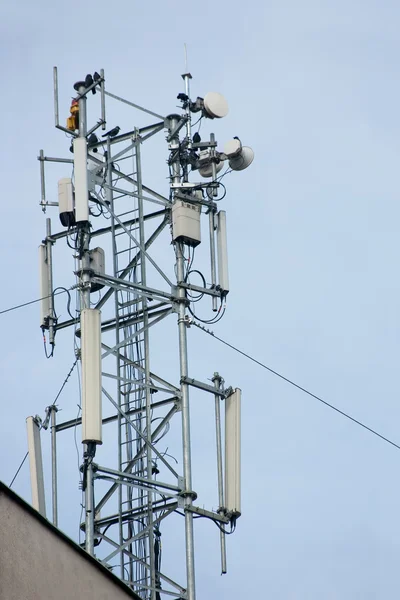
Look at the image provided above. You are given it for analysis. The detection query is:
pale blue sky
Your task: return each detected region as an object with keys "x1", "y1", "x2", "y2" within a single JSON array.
[{"x1": 1, "y1": 1, "x2": 400, "y2": 598}]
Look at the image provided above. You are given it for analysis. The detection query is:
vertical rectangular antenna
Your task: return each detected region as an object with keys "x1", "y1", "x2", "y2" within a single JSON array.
[
  {"x1": 217, "y1": 210, "x2": 229, "y2": 294},
  {"x1": 26, "y1": 416, "x2": 46, "y2": 517},
  {"x1": 58, "y1": 178, "x2": 74, "y2": 227},
  {"x1": 73, "y1": 137, "x2": 89, "y2": 222},
  {"x1": 81, "y1": 308, "x2": 103, "y2": 444},
  {"x1": 225, "y1": 388, "x2": 241, "y2": 517},
  {"x1": 39, "y1": 244, "x2": 50, "y2": 328}
]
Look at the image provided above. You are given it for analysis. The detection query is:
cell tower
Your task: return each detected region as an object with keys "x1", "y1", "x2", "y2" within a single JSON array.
[{"x1": 33, "y1": 67, "x2": 253, "y2": 600}]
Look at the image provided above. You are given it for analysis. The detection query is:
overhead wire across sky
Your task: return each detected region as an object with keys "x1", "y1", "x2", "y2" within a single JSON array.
[
  {"x1": 190, "y1": 319, "x2": 400, "y2": 452},
  {"x1": 9, "y1": 356, "x2": 79, "y2": 488},
  {"x1": 3, "y1": 287, "x2": 400, "y2": 457},
  {"x1": 0, "y1": 288, "x2": 73, "y2": 317},
  {"x1": 4, "y1": 285, "x2": 400, "y2": 492},
  {"x1": 3, "y1": 287, "x2": 400, "y2": 461}
]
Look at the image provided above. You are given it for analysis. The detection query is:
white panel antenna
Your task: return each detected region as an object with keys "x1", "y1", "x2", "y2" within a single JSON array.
[
  {"x1": 73, "y1": 137, "x2": 89, "y2": 222},
  {"x1": 58, "y1": 177, "x2": 75, "y2": 227},
  {"x1": 216, "y1": 210, "x2": 229, "y2": 294},
  {"x1": 26, "y1": 416, "x2": 46, "y2": 517},
  {"x1": 81, "y1": 308, "x2": 103, "y2": 444},
  {"x1": 225, "y1": 388, "x2": 241, "y2": 517},
  {"x1": 38, "y1": 244, "x2": 50, "y2": 328},
  {"x1": 87, "y1": 151, "x2": 104, "y2": 193}
]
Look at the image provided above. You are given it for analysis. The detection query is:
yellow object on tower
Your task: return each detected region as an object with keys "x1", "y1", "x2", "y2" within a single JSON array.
[{"x1": 66, "y1": 99, "x2": 79, "y2": 131}]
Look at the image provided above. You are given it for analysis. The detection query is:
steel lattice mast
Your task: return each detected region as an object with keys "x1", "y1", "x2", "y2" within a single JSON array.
[{"x1": 34, "y1": 67, "x2": 252, "y2": 600}]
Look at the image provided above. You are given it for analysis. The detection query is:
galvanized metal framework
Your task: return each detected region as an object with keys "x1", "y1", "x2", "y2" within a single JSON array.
[{"x1": 36, "y1": 67, "x2": 246, "y2": 600}]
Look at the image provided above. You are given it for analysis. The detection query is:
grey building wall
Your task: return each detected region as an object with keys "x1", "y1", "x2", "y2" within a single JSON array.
[{"x1": 0, "y1": 483, "x2": 140, "y2": 600}]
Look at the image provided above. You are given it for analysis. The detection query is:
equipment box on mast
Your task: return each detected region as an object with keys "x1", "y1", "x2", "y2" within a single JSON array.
[{"x1": 172, "y1": 200, "x2": 201, "y2": 247}]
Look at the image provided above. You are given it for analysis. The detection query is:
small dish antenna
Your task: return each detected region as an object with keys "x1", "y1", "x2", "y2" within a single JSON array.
[
  {"x1": 203, "y1": 92, "x2": 229, "y2": 119},
  {"x1": 199, "y1": 161, "x2": 224, "y2": 178},
  {"x1": 224, "y1": 138, "x2": 254, "y2": 171}
]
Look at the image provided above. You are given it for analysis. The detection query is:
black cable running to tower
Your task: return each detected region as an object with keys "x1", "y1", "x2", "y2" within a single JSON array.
[
  {"x1": 191, "y1": 320, "x2": 400, "y2": 452},
  {"x1": 9, "y1": 356, "x2": 79, "y2": 488}
]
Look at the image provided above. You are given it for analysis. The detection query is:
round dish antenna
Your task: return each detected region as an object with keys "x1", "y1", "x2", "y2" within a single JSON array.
[
  {"x1": 203, "y1": 92, "x2": 229, "y2": 119},
  {"x1": 199, "y1": 160, "x2": 224, "y2": 178},
  {"x1": 224, "y1": 138, "x2": 254, "y2": 171}
]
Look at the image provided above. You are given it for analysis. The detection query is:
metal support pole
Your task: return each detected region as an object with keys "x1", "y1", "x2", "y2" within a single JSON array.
[
  {"x1": 182, "y1": 72, "x2": 192, "y2": 148},
  {"x1": 53, "y1": 67, "x2": 59, "y2": 127},
  {"x1": 213, "y1": 373, "x2": 227, "y2": 574},
  {"x1": 77, "y1": 84, "x2": 91, "y2": 310},
  {"x1": 39, "y1": 150, "x2": 46, "y2": 210},
  {"x1": 78, "y1": 87, "x2": 87, "y2": 138},
  {"x1": 85, "y1": 458, "x2": 95, "y2": 555},
  {"x1": 209, "y1": 133, "x2": 218, "y2": 311},
  {"x1": 51, "y1": 406, "x2": 58, "y2": 527},
  {"x1": 100, "y1": 69, "x2": 106, "y2": 130},
  {"x1": 168, "y1": 115, "x2": 196, "y2": 600},
  {"x1": 176, "y1": 241, "x2": 196, "y2": 600}
]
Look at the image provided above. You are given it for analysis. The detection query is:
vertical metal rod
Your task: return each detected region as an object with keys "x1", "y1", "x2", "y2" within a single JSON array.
[
  {"x1": 39, "y1": 150, "x2": 46, "y2": 210},
  {"x1": 53, "y1": 66, "x2": 59, "y2": 127},
  {"x1": 78, "y1": 87, "x2": 88, "y2": 138},
  {"x1": 183, "y1": 73, "x2": 192, "y2": 148},
  {"x1": 213, "y1": 373, "x2": 227, "y2": 574},
  {"x1": 46, "y1": 218, "x2": 55, "y2": 346},
  {"x1": 136, "y1": 133, "x2": 156, "y2": 599},
  {"x1": 209, "y1": 133, "x2": 218, "y2": 311},
  {"x1": 51, "y1": 406, "x2": 58, "y2": 527},
  {"x1": 168, "y1": 115, "x2": 196, "y2": 600},
  {"x1": 85, "y1": 460, "x2": 95, "y2": 555},
  {"x1": 177, "y1": 243, "x2": 196, "y2": 600},
  {"x1": 210, "y1": 133, "x2": 218, "y2": 196},
  {"x1": 100, "y1": 69, "x2": 106, "y2": 130},
  {"x1": 77, "y1": 85, "x2": 91, "y2": 311}
]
